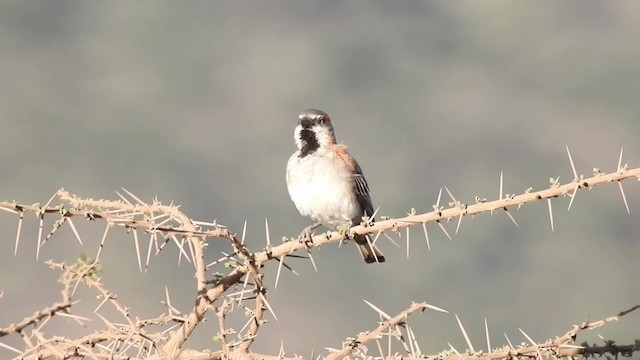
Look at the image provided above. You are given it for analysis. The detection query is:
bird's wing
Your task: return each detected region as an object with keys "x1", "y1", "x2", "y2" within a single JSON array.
[{"x1": 332, "y1": 145, "x2": 375, "y2": 219}]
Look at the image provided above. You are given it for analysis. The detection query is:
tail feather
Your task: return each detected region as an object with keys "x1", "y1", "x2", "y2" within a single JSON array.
[{"x1": 354, "y1": 235, "x2": 385, "y2": 264}]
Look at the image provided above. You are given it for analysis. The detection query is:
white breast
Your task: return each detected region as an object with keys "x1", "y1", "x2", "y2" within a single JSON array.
[{"x1": 286, "y1": 148, "x2": 361, "y2": 229}]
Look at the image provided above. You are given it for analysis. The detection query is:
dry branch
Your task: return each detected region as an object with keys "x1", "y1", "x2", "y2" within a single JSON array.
[
  {"x1": 0, "y1": 163, "x2": 638, "y2": 359},
  {"x1": 430, "y1": 304, "x2": 640, "y2": 360}
]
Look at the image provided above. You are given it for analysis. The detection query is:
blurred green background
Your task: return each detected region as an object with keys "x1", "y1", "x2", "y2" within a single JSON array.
[{"x1": 1, "y1": 1, "x2": 639, "y2": 357}]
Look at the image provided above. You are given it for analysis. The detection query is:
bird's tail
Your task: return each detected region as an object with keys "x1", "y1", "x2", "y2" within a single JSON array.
[{"x1": 354, "y1": 235, "x2": 385, "y2": 264}]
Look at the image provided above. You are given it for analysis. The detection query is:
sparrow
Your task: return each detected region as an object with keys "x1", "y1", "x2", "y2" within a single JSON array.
[{"x1": 286, "y1": 109, "x2": 385, "y2": 264}]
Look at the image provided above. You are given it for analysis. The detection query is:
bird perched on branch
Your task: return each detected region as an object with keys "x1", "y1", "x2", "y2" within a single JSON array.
[{"x1": 286, "y1": 109, "x2": 385, "y2": 264}]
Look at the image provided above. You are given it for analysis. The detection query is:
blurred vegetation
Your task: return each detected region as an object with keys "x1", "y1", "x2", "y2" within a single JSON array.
[{"x1": 0, "y1": 1, "x2": 639, "y2": 357}]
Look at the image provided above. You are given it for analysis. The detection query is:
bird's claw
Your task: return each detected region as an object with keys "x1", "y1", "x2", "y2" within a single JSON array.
[
  {"x1": 337, "y1": 222, "x2": 354, "y2": 239},
  {"x1": 298, "y1": 222, "x2": 320, "y2": 247}
]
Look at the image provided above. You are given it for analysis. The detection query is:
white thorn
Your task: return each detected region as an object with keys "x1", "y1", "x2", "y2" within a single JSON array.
[
  {"x1": 499, "y1": 171, "x2": 504, "y2": 200},
  {"x1": 406, "y1": 227, "x2": 410, "y2": 258},
  {"x1": 617, "y1": 148, "x2": 624, "y2": 171},
  {"x1": 121, "y1": 187, "x2": 146, "y2": 206},
  {"x1": 566, "y1": 145, "x2": 578, "y2": 180},
  {"x1": 133, "y1": 230, "x2": 142, "y2": 272},
  {"x1": 67, "y1": 218, "x2": 84, "y2": 246},
  {"x1": 504, "y1": 210, "x2": 519, "y2": 227},
  {"x1": 547, "y1": 199, "x2": 554, "y2": 232},
  {"x1": 567, "y1": 184, "x2": 578, "y2": 212},
  {"x1": 504, "y1": 333, "x2": 514, "y2": 349},
  {"x1": 455, "y1": 313, "x2": 475, "y2": 352},
  {"x1": 422, "y1": 222, "x2": 431, "y2": 250},
  {"x1": 307, "y1": 250, "x2": 318, "y2": 272},
  {"x1": 278, "y1": 340, "x2": 286, "y2": 357},
  {"x1": 437, "y1": 222, "x2": 452, "y2": 241},
  {"x1": 424, "y1": 303, "x2": 449, "y2": 313},
  {"x1": 265, "y1": 218, "x2": 271, "y2": 246},
  {"x1": 618, "y1": 182, "x2": 631, "y2": 214},
  {"x1": 274, "y1": 256, "x2": 284, "y2": 289},
  {"x1": 447, "y1": 343, "x2": 461, "y2": 357},
  {"x1": 363, "y1": 299, "x2": 391, "y2": 319},
  {"x1": 241, "y1": 220, "x2": 247, "y2": 244},
  {"x1": 485, "y1": 318, "x2": 491, "y2": 352},
  {"x1": 14, "y1": 212, "x2": 23, "y2": 256},
  {"x1": 444, "y1": 186, "x2": 457, "y2": 203},
  {"x1": 260, "y1": 293, "x2": 278, "y2": 321}
]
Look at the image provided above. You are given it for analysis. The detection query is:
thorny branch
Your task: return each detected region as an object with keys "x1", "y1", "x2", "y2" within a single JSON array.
[
  {"x1": 326, "y1": 302, "x2": 438, "y2": 360},
  {"x1": 0, "y1": 163, "x2": 638, "y2": 358},
  {"x1": 0, "y1": 263, "x2": 73, "y2": 337},
  {"x1": 427, "y1": 304, "x2": 640, "y2": 360}
]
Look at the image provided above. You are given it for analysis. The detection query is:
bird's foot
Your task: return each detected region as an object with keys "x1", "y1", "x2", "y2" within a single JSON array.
[
  {"x1": 298, "y1": 222, "x2": 321, "y2": 247},
  {"x1": 337, "y1": 221, "x2": 354, "y2": 239}
]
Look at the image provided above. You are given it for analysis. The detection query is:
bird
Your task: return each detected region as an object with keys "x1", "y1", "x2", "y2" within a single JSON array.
[{"x1": 285, "y1": 109, "x2": 385, "y2": 264}]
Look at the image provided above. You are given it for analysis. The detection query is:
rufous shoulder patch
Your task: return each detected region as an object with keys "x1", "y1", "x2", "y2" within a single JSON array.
[{"x1": 331, "y1": 145, "x2": 357, "y2": 170}]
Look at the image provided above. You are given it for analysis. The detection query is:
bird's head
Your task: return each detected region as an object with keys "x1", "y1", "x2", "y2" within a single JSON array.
[{"x1": 294, "y1": 109, "x2": 336, "y2": 155}]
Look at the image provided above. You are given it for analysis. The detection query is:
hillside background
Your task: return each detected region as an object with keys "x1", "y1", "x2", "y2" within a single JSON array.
[{"x1": 1, "y1": 1, "x2": 639, "y2": 357}]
